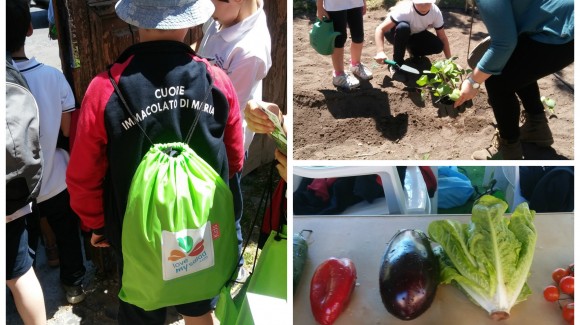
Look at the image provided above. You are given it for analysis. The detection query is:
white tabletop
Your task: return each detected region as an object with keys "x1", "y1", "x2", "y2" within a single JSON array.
[{"x1": 293, "y1": 213, "x2": 573, "y2": 325}]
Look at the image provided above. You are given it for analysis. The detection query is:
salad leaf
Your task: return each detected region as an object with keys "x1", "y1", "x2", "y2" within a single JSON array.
[{"x1": 428, "y1": 195, "x2": 537, "y2": 320}]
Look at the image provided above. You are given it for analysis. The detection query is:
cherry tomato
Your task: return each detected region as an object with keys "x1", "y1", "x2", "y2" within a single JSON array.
[
  {"x1": 560, "y1": 276, "x2": 575, "y2": 295},
  {"x1": 543, "y1": 285, "x2": 560, "y2": 302},
  {"x1": 554, "y1": 268, "x2": 570, "y2": 284},
  {"x1": 563, "y1": 303, "x2": 574, "y2": 322}
]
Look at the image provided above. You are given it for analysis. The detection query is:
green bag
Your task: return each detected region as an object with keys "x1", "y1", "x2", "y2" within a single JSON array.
[
  {"x1": 216, "y1": 227, "x2": 288, "y2": 325},
  {"x1": 108, "y1": 73, "x2": 237, "y2": 311},
  {"x1": 309, "y1": 17, "x2": 341, "y2": 55}
]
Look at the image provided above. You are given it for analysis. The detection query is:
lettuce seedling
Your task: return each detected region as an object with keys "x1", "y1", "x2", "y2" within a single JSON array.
[
  {"x1": 540, "y1": 96, "x2": 557, "y2": 117},
  {"x1": 428, "y1": 195, "x2": 537, "y2": 320},
  {"x1": 416, "y1": 57, "x2": 472, "y2": 102}
]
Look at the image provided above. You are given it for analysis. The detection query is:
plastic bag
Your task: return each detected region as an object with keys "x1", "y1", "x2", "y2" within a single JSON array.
[
  {"x1": 438, "y1": 167, "x2": 474, "y2": 209},
  {"x1": 216, "y1": 227, "x2": 288, "y2": 325}
]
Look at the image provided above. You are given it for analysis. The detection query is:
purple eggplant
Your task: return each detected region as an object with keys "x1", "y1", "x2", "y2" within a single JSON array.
[{"x1": 379, "y1": 229, "x2": 439, "y2": 320}]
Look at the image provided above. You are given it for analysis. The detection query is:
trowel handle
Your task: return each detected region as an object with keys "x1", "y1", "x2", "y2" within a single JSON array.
[{"x1": 384, "y1": 59, "x2": 398, "y2": 66}]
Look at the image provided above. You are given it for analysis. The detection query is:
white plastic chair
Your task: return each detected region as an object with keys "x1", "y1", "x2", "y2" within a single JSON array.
[
  {"x1": 482, "y1": 166, "x2": 527, "y2": 212},
  {"x1": 293, "y1": 166, "x2": 430, "y2": 215}
]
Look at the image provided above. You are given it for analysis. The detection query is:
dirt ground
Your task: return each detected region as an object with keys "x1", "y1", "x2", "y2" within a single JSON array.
[{"x1": 293, "y1": 8, "x2": 574, "y2": 160}]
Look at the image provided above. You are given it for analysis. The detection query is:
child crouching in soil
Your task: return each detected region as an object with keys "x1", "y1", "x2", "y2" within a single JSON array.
[{"x1": 374, "y1": 0, "x2": 451, "y2": 80}]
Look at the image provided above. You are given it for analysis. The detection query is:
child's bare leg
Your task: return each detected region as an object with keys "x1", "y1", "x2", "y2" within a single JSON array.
[
  {"x1": 350, "y1": 41, "x2": 363, "y2": 64},
  {"x1": 6, "y1": 267, "x2": 46, "y2": 325},
  {"x1": 182, "y1": 311, "x2": 214, "y2": 325},
  {"x1": 331, "y1": 47, "x2": 345, "y2": 74}
]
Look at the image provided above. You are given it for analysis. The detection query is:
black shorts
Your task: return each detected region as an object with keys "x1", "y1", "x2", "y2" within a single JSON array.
[{"x1": 6, "y1": 216, "x2": 35, "y2": 280}]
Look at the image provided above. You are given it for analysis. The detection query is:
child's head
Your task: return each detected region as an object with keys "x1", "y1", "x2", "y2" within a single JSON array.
[
  {"x1": 115, "y1": 0, "x2": 215, "y2": 30},
  {"x1": 412, "y1": 0, "x2": 434, "y2": 14},
  {"x1": 6, "y1": 0, "x2": 32, "y2": 53},
  {"x1": 211, "y1": 0, "x2": 257, "y2": 28}
]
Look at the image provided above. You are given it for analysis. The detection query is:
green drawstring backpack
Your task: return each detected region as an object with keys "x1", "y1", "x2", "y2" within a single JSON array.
[
  {"x1": 108, "y1": 72, "x2": 238, "y2": 311},
  {"x1": 215, "y1": 227, "x2": 288, "y2": 325},
  {"x1": 309, "y1": 17, "x2": 341, "y2": 55}
]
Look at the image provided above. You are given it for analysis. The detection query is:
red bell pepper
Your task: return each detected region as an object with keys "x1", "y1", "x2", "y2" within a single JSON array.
[{"x1": 310, "y1": 257, "x2": 357, "y2": 325}]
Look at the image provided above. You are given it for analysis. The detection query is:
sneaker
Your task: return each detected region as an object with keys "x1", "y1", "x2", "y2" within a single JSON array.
[
  {"x1": 62, "y1": 284, "x2": 86, "y2": 304},
  {"x1": 332, "y1": 73, "x2": 360, "y2": 90},
  {"x1": 519, "y1": 112, "x2": 553, "y2": 147},
  {"x1": 350, "y1": 63, "x2": 373, "y2": 80},
  {"x1": 471, "y1": 130, "x2": 523, "y2": 160}
]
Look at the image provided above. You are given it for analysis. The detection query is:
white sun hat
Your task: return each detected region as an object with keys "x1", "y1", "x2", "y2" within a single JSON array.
[{"x1": 115, "y1": 0, "x2": 215, "y2": 30}]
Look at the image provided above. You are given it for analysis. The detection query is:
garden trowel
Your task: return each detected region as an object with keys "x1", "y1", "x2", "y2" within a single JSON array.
[{"x1": 384, "y1": 59, "x2": 420, "y2": 75}]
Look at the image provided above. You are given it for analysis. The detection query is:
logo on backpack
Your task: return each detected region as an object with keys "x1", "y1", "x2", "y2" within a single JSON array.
[{"x1": 161, "y1": 222, "x2": 215, "y2": 281}]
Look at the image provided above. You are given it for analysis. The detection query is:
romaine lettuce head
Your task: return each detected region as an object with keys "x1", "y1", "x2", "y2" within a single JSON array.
[{"x1": 428, "y1": 195, "x2": 536, "y2": 320}]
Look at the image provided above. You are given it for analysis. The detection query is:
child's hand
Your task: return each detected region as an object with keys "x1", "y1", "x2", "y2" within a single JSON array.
[
  {"x1": 274, "y1": 149, "x2": 287, "y2": 182},
  {"x1": 317, "y1": 8, "x2": 329, "y2": 21},
  {"x1": 91, "y1": 233, "x2": 110, "y2": 248},
  {"x1": 244, "y1": 100, "x2": 281, "y2": 134},
  {"x1": 374, "y1": 52, "x2": 388, "y2": 64}
]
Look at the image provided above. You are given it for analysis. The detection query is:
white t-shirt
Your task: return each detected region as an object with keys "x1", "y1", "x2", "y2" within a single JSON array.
[
  {"x1": 389, "y1": 2, "x2": 444, "y2": 35},
  {"x1": 323, "y1": 0, "x2": 364, "y2": 11},
  {"x1": 15, "y1": 58, "x2": 76, "y2": 203},
  {"x1": 198, "y1": 4, "x2": 272, "y2": 152}
]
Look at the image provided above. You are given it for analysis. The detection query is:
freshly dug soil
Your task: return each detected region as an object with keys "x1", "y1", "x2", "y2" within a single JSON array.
[{"x1": 293, "y1": 8, "x2": 574, "y2": 160}]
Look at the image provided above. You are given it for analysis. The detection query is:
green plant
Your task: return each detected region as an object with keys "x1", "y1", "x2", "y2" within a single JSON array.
[
  {"x1": 541, "y1": 96, "x2": 557, "y2": 117},
  {"x1": 416, "y1": 57, "x2": 471, "y2": 102}
]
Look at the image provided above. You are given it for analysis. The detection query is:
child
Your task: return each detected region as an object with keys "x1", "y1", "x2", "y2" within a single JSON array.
[
  {"x1": 66, "y1": 0, "x2": 244, "y2": 323},
  {"x1": 196, "y1": 0, "x2": 272, "y2": 277},
  {"x1": 374, "y1": 0, "x2": 451, "y2": 78},
  {"x1": 9, "y1": 0, "x2": 87, "y2": 305},
  {"x1": 316, "y1": 0, "x2": 373, "y2": 90},
  {"x1": 6, "y1": 3, "x2": 46, "y2": 319}
]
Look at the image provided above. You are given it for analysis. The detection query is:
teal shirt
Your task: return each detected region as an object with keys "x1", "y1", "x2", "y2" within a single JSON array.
[{"x1": 475, "y1": 0, "x2": 574, "y2": 75}]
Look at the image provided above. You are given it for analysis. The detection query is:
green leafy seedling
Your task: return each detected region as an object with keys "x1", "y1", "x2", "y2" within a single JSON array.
[
  {"x1": 540, "y1": 96, "x2": 557, "y2": 117},
  {"x1": 416, "y1": 57, "x2": 471, "y2": 102}
]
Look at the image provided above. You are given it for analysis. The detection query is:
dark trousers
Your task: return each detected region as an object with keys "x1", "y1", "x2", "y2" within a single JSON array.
[
  {"x1": 327, "y1": 6, "x2": 365, "y2": 48},
  {"x1": 36, "y1": 189, "x2": 86, "y2": 286},
  {"x1": 485, "y1": 35, "x2": 574, "y2": 141},
  {"x1": 229, "y1": 170, "x2": 244, "y2": 266},
  {"x1": 385, "y1": 22, "x2": 443, "y2": 65}
]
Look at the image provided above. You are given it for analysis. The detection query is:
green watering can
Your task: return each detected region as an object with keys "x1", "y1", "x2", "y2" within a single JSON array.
[{"x1": 309, "y1": 17, "x2": 341, "y2": 55}]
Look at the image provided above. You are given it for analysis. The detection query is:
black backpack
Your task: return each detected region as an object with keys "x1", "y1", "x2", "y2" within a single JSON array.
[
  {"x1": 519, "y1": 166, "x2": 574, "y2": 212},
  {"x1": 6, "y1": 53, "x2": 43, "y2": 216}
]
